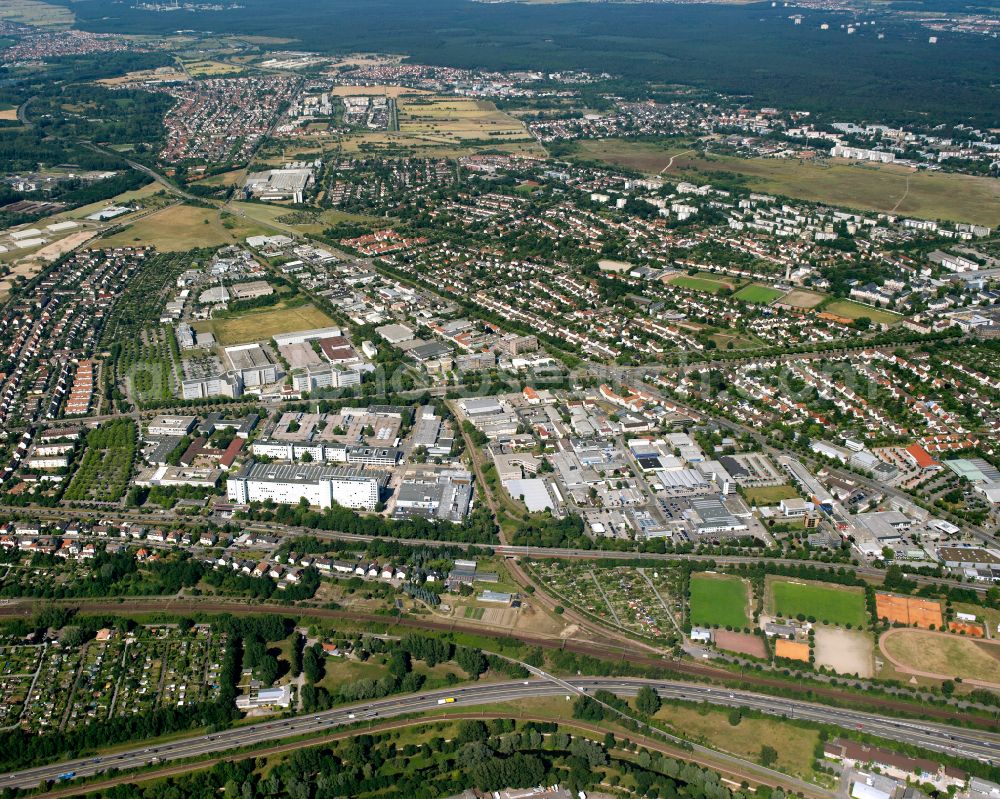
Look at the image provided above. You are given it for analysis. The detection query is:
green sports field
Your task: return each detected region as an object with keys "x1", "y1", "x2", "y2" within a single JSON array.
[
  {"x1": 734, "y1": 284, "x2": 785, "y2": 304},
  {"x1": 768, "y1": 578, "x2": 867, "y2": 627},
  {"x1": 689, "y1": 573, "x2": 749, "y2": 628},
  {"x1": 822, "y1": 299, "x2": 902, "y2": 326},
  {"x1": 669, "y1": 272, "x2": 740, "y2": 295}
]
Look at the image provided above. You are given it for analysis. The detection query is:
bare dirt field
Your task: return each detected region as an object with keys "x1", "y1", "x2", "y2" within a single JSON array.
[
  {"x1": 714, "y1": 630, "x2": 766, "y2": 658},
  {"x1": 21, "y1": 230, "x2": 97, "y2": 267},
  {"x1": 0, "y1": 229, "x2": 96, "y2": 298},
  {"x1": 814, "y1": 627, "x2": 873, "y2": 677},
  {"x1": 780, "y1": 289, "x2": 825, "y2": 309}
]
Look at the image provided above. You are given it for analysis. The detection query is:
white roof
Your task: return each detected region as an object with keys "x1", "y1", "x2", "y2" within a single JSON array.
[
  {"x1": 505, "y1": 478, "x2": 554, "y2": 512},
  {"x1": 852, "y1": 784, "x2": 891, "y2": 799}
]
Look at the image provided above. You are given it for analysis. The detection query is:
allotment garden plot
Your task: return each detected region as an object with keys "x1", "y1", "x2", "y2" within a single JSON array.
[
  {"x1": 531, "y1": 561, "x2": 681, "y2": 644},
  {"x1": 13, "y1": 625, "x2": 227, "y2": 734}
]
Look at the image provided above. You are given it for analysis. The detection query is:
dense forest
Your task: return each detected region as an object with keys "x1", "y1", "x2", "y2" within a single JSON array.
[{"x1": 53, "y1": 0, "x2": 1000, "y2": 125}]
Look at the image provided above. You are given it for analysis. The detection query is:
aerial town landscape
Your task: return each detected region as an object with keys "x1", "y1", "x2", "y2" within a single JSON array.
[{"x1": 0, "y1": 0, "x2": 998, "y2": 796}]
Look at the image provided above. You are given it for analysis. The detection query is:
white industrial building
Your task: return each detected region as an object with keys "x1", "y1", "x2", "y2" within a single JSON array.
[
  {"x1": 182, "y1": 373, "x2": 243, "y2": 400},
  {"x1": 291, "y1": 363, "x2": 363, "y2": 392},
  {"x1": 147, "y1": 415, "x2": 198, "y2": 437},
  {"x1": 250, "y1": 440, "x2": 401, "y2": 466},
  {"x1": 227, "y1": 462, "x2": 388, "y2": 510},
  {"x1": 243, "y1": 166, "x2": 315, "y2": 204},
  {"x1": 272, "y1": 327, "x2": 342, "y2": 347}
]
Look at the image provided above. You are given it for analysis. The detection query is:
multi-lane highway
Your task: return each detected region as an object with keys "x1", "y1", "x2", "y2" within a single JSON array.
[{"x1": 4, "y1": 678, "x2": 998, "y2": 790}]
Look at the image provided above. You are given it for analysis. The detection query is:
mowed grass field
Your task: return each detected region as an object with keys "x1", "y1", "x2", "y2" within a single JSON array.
[
  {"x1": 742, "y1": 484, "x2": 800, "y2": 505},
  {"x1": 710, "y1": 332, "x2": 761, "y2": 350},
  {"x1": 183, "y1": 60, "x2": 244, "y2": 77},
  {"x1": 734, "y1": 284, "x2": 785, "y2": 304},
  {"x1": 196, "y1": 302, "x2": 336, "y2": 346},
  {"x1": 669, "y1": 271, "x2": 740, "y2": 295},
  {"x1": 570, "y1": 138, "x2": 1000, "y2": 227},
  {"x1": 768, "y1": 578, "x2": 867, "y2": 627},
  {"x1": 823, "y1": 299, "x2": 901, "y2": 325},
  {"x1": 689, "y1": 573, "x2": 749, "y2": 629},
  {"x1": 98, "y1": 204, "x2": 267, "y2": 251},
  {"x1": 882, "y1": 630, "x2": 1000, "y2": 685}
]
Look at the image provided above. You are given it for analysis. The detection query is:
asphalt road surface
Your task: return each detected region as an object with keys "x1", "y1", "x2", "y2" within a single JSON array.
[{"x1": 5, "y1": 678, "x2": 999, "y2": 790}]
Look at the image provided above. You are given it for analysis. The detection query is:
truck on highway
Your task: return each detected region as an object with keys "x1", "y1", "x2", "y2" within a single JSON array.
[
  {"x1": 56, "y1": 772, "x2": 76, "y2": 782},
  {"x1": 437, "y1": 697, "x2": 456, "y2": 705}
]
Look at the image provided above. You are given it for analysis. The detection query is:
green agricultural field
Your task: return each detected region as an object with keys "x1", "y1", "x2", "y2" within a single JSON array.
[
  {"x1": 571, "y1": 138, "x2": 1000, "y2": 227},
  {"x1": 734, "y1": 284, "x2": 785, "y2": 304},
  {"x1": 768, "y1": 578, "x2": 867, "y2": 627},
  {"x1": 689, "y1": 573, "x2": 749, "y2": 629},
  {"x1": 823, "y1": 299, "x2": 901, "y2": 325}
]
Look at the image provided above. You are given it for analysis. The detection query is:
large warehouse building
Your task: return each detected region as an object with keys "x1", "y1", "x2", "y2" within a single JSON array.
[{"x1": 227, "y1": 462, "x2": 387, "y2": 510}]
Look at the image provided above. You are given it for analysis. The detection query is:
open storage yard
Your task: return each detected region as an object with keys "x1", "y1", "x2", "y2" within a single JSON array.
[{"x1": 767, "y1": 577, "x2": 867, "y2": 628}]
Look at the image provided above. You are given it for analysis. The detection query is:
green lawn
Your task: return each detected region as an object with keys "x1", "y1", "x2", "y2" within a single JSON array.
[
  {"x1": 769, "y1": 578, "x2": 867, "y2": 627},
  {"x1": 669, "y1": 272, "x2": 740, "y2": 295},
  {"x1": 742, "y1": 484, "x2": 800, "y2": 505},
  {"x1": 734, "y1": 284, "x2": 785, "y2": 304},
  {"x1": 823, "y1": 299, "x2": 901, "y2": 326},
  {"x1": 689, "y1": 573, "x2": 749, "y2": 629}
]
